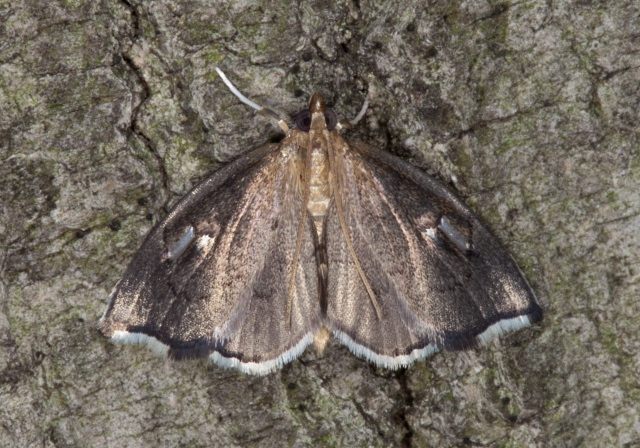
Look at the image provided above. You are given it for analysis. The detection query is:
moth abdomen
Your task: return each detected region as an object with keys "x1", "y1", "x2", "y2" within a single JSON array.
[{"x1": 306, "y1": 134, "x2": 332, "y2": 238}]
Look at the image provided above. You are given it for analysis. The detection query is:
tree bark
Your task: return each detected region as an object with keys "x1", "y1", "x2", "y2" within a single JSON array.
[{"x1": 1, "y1": 0, "x2": 639, "y2": 446}]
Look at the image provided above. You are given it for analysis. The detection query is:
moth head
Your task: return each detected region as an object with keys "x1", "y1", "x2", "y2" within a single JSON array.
[{"x1": 294, "y1": 93, "x2": 338, "y2": 132}]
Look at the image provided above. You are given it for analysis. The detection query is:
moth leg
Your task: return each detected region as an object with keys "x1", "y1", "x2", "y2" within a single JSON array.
[{"x1": 215, "y1": 67, "x2": 289, "y2": 132}]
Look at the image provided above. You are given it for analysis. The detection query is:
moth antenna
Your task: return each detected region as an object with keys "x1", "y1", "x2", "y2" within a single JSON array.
[
  {"x1": 336, "y1": 99, "x2": 369, "y2": 130},
  {"x1": 215, "y1": 67, "x2": 289, "y2": 132},
  {"x1": 350, "y1": 100, "x2": 369, "y2": 125}
]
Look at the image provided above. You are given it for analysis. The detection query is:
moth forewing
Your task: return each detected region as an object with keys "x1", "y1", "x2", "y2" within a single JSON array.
[
  {"x1": 326, "y1": 132, "x2": 383, "y2": 320},
  {"x1": 323, "y1": 140, "x2": 541, "y2": 360},
  {"x1": 99, "y1": 140, "x2": 323, "y2": 374}
]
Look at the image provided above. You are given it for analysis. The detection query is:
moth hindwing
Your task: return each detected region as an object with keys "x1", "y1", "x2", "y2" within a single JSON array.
[{"x1": 98, "y1": 70, "x2": 542, "y2": 375}]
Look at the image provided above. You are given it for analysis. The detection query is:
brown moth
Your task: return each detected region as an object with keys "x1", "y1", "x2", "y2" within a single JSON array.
[{"x1": 98, "y1": 68, "x2": 542, "y2": 375}]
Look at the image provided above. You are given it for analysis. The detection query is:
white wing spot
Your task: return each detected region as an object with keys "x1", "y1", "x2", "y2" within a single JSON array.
[
  {"x1": 197, "y1": 234, "x2": 215, "y2": 252},
  {"x1": 439, "y1": 216, "x2": 470, "y2": 252},
  {"x1": 168, "y1": 225, "x2": 195, "y2": 261},
  {"x1": 415, "y1": 213, "x2": 439, "y2": 243},
  {"x1": 423, "y1": 227, "x2": 438, "y2": 241}
]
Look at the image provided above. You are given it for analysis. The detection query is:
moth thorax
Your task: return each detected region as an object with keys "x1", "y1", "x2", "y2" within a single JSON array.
[{"x1": 307, "y1": 145, "x2": 331, "y2": 238}]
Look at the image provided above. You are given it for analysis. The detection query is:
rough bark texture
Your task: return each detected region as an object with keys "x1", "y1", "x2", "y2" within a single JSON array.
[{"x1": 1, "y1": 0, "x2": 639, "y2": 447}]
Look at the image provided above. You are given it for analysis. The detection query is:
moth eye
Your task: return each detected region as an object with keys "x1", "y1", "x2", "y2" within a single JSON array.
[
  {"x1": 324, "y1": 109, "x2": 338, "y2": 130},
  {"x1": 294, "y1": 109, "x2": 312, "y2": 132}
]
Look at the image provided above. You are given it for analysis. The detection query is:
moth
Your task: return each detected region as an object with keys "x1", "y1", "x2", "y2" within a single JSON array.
[{"x1": 99, "y1": 68, "x2": 542, "y2": 375}]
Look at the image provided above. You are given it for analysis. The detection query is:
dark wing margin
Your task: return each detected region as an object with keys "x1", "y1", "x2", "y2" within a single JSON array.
[
  {"x1": 325, "y1": 140, "x2": 542, "y2": 369},
  {"x1": 99, "y1": 142, "x2": 323, "y2": 375}
]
